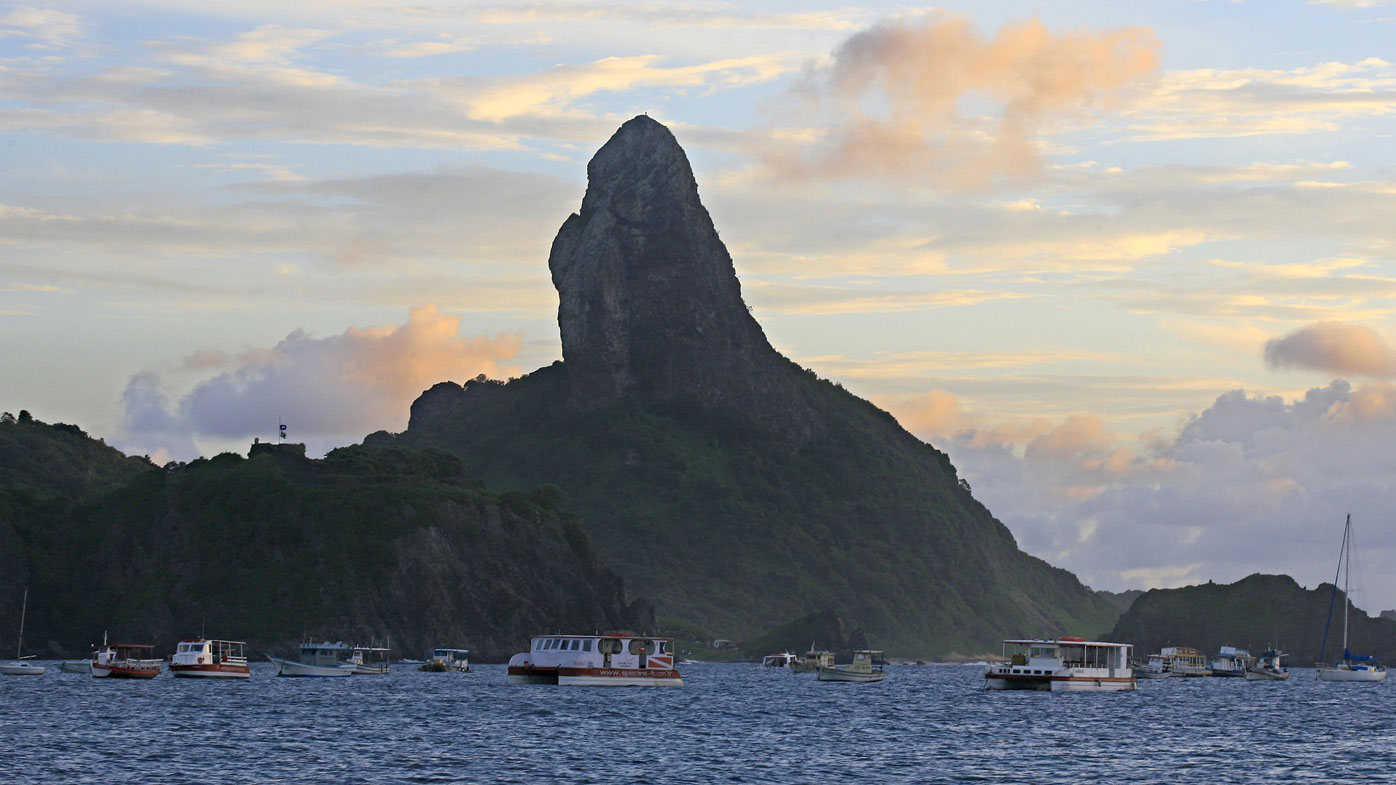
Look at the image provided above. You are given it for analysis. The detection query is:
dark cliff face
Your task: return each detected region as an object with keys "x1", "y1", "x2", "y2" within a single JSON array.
[{"x1": 548, "y1": 116, "x2": 819, "y2": 442}]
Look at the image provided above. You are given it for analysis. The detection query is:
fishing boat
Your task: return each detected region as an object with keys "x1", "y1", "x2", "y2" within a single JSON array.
[
  {"x1": 265, "y1": 641, "x2": 357, "y2": 677},
  {"x1": 0, "y1": 589, "x2": 45, "y2": 676},
  {"x1": 1209, "y1": 646, "x2": 1254, "y2": 677},
  {"x1": 1132, "y1": 655, "x2": 1172, "y2": 679},
  {"x1": 170, "y1": 638, "x2": 250, "y2": 679},
  {"x1": 507, "y1": 632, "x2": 682, "y2": 686},
  {"x1": 760, "y1": 652, "x2": 797, "y2": 668},
  {"x1": 1316, "y1": 514, "x2": 1387, "y2": 682},
  {"x1": 816, "y1": 650, "x2": 886, "y2": 683},
  {"x1": 1245, "y1": 650, "x2": 1291, "y2": 681},
  {"x1": 348, "y1": 646, "x2": 392, "y2": 675},
  {"x1": 790, "y1": 648, "x2": 836, "y2": 674},
  {"x1": 91, "y1": 637, "x2": 161, "y2": 679},
  {"x1": 985, "y1": 637, "x2": 1136, "y2": 691},
  {"x1": 1158, "y1": 646, "x2": 1211, "y2": 677},
  {"x1": 419, "y1": 648, "x2": 471, "y2": 672}
]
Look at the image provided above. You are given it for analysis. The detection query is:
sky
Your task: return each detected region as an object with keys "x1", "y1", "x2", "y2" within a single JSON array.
[{"x1": 3, "y1": 0, "x2": 1396, "y2": 610}]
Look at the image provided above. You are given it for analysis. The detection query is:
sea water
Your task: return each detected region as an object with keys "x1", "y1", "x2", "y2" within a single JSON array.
[{"x1": 2, "y1": 662, "x2": 1392, "y2": 783}]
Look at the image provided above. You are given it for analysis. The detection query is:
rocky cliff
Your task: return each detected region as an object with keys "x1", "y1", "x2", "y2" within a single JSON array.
[{"x1": 400, "y1": 116, "x2": 1119, "y2": 656}]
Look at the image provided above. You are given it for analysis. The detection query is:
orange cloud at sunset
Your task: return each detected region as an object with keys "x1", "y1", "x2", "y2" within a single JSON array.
[
  {"x1": 1263, "y1": 321, "x2": 1396, "y2": 377},
  {"x1": 770, "y1": 14, "x2": 1160, "y2": 188}
]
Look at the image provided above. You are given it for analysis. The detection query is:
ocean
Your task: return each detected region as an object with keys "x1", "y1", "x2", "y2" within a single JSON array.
[{"x1": 3, "y1": 662, "x2": 1392, "y2": 783}]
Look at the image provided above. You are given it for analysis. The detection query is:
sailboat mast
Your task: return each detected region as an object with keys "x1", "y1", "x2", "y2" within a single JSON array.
[
  {"x1": 1342, "y1": 514, "x2": 1351, "y2": 654},
  {"x1": 17, "y1": 588, "x2": 27, "y2": 660}
]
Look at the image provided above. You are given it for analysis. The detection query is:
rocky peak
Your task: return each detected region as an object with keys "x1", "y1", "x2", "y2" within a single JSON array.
[{"x1": 549, "y1": 116, "x2": 817, "y2": 440}]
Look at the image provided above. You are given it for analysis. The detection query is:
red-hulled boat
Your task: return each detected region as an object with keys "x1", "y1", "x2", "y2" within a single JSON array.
[{"x1": 91, "y1": 635, "x2": 161, "y2": 679}]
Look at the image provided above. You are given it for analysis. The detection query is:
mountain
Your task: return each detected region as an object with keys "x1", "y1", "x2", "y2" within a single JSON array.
[
  {"x1": 0, "y1": 416, "x2": 651, "y2": 660},
  {"x1": 1107, "y1": 573, "x2": 1396, "y2": 663},
  {"x1": 393, "y1": 116, "x2": 1119, "y2": 657}
]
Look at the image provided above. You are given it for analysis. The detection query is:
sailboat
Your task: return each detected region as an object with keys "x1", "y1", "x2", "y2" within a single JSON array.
[
  {"x1": 1315, "y1": 514, "x2": 1386, "y2": 682},
  {"x1": 1, "y1": 589, "x2": 46, "y2": 676}
]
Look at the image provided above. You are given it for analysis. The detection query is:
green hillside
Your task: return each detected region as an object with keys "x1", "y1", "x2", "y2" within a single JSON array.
[
  {"x1": 395, "y1": 363, "x2": 1119, "y2": 657},
  {"x1": 1107, "y1": 573, "x2": 1396, "y2": 663},
  {"x1": 0, "y1": 421, "x2": 652, "y2": 660}
]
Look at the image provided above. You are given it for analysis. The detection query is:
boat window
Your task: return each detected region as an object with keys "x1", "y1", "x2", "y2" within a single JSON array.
[
  {"x1": 582, "y1": 640, "x2": 593, "y2": 652},
  {"x1": 570, "y1": 640, "x2": 581, "y2": 651},
  {"x1": 657, "y1": 641, "x2": 666, "y2": 654}
]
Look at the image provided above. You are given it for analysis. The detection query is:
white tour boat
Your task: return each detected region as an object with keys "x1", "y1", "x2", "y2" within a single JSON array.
[
  {"x1": 1, "y1": 589, "x2": 45, "y2": 676},
  {"x1": 170, "y1": 638, "x2": 250, "y2": 679},
  {"x1": 816, "y1": 650, "x2": 886, "y2": 683},
  {"x1": 1245, "y1": 649, "x2": 1291, "y2": 681},
  {"x1": 761, "y1": 652, "x2": 798, "y2": 668},
  {"x1": 507, "y1": 632, "x2": 682, "y2": 686},
  {"x1": 985, "y1": 637, "x2": 1136, "y2": 692},
  {"x1": 1209, "y1": 646, "x2": 1254, "y2": 677},
  {"x1": 266, "y1": 641, "x2": 357, "y2": 677},
  {"x1": 1316, "y1": 514, "x2": 1387, "y2": 682},
  {"x1": 91, "y1": 638, "x2": 162, "y2": 679},
  {"x1": 419, "y1": 648, "x2": 471, "y2": 672},
  {"x1": 348, "y1": 646, "x2": 392, "y2": 675}
]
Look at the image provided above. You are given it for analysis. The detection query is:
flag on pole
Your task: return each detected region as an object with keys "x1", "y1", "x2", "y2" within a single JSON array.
[{"x1": 279, "y1": 421, "x2": 287, "y2": 440}]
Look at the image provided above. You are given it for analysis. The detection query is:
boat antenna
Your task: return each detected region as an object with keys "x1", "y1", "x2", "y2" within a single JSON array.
[
  {"x1": 16, "y1": 588, "x2": 26, "y2": 660},
  {"x1": 1317, "y1": 514, "x2": 1349, "y2": 665}
]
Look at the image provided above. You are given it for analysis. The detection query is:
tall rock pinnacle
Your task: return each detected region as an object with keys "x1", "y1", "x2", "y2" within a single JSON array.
[{"x1": 549, "y1": 116, "x2": 816, "y2": 440}]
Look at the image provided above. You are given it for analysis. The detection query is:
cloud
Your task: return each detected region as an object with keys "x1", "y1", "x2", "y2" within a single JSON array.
[
  {"x1": 1264, "y1": 322, "x2": 1396, "y2": 377},
  {"x1": 892, "y1": 378, "x2": 1396, "y2": 612},
  {"x1": 113, "y1": 305, "x2": 522, "y2": 461},
  {"x1": 0, "y1": 6, "x2": 81, "y2": 49},
  {"x1": 764, "y1": 14, "x2": 1160, "y2": 188}
]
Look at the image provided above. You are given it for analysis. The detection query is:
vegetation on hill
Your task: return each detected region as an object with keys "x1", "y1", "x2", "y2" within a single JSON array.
[
  {"x1": 0, "y1": 411, "x2": 155, "y2": 497},
  {"x1": 397, "y1": 363, "x2": 1120, "y2": 658},
  {"x1": 0, "y1": 422, "x2": 652, "y2": 660},
  {"x1": 1107, "y1": 573, "x2": 1396, "y2": 663}
]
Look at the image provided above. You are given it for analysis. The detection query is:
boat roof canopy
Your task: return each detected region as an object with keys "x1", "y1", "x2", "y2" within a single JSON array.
[{"x1": 1002, "y1": 638, "x2": 1130, "y2": 648}]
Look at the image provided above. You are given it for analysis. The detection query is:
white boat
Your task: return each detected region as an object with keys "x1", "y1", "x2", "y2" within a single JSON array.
[
  {"x1": 1316, "y1": 514, "x2": 1387, "y2": 683},
  {"x1": 1209, "y1": 646, "x2": 1254, "y2": 677},
  {"x1": 1245, "y1": 650, "x2": 1291, "y2": 681},
  {"x1": 760, "y1": 651, "x2": 797, "y2": 668},
  {"x1": 348, "y1": 646, "x2": 392, "y2": 675},
  {"x1": 1, "y1": 588, "x2": 45, "y2": 676},
  {"x1": 1142, "y1": 646, "x2": 1211, "y2": 677},
  {"x1": 816, "y1": 649, "x2": 886, "y2": 683},
  {"x1": 507, "y1": 632, "x2": 682, "y2": 686},
  {"x1": 170, "y1": 638, "x2": 250, "y2": 679},
  {"x1": 985, "y1": 637, "x2": 1136, "y2": 692},
  {"x1": 419, "y1": 648, "x2": 471, "y2": 672},
  {"x1": 1132, "y1": 655, "x2": 1172, "y2": 679},
  {"x1": 266, "y1": 641, "x2": 357, "y2": 677},
  {"x1": 791, "y1": 649, "x2": 836, "y2": 674},
  {"x1": 91, "y1": 637, "x2": 162, "y2": 679}
]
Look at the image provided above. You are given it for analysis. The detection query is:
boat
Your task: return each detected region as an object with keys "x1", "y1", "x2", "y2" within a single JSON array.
[
  {"x1": 1131, "y1": 656, "x2": 1172, "y2": 679},
  {"x1": 1209, "y1": 646, "x2": 1253, "y2": 677},
  {"x1": 265, "y1": 641, "x2": 357, "y2": 677},
  {"x1": 419, "y1": 648, "x2": 471, "y2": 672},
  {"x1": 816, "y1": 650, "x2": 886, "y2": 683},
  {"x1": 60, "y1": 661, "x2": 90, "y2": 674},
  {"x1": 1158, "y1": 646, "x2": 1211, "y2": 677},
  {"x1": 984, "y1": 637, "x2": 1136, "y2": 691},
  {"x1": 170, "y1": 638, "x2": 250, "y2": 679},
  {"x1": 1316, "y1": 514, "x2": 1387, "y2": 682},
  {"x1": 91, "y1": 636, "x2": 161, "y2": 679},
  {"x1": 760, "y1": 651, "x2": 797, "y2": 668},
  {"x1": 1245, "y1": 650, "x2": 1291, "y2": 681},
  {"x1": 507, "y1": 632, "x2": 683, "y2": 686},
  {"x1": 790, "y1": 648, "x2": 836, "y2": 674},
  {"x1": 0, "y1": 589, "x2": 45, "y2": 676},
  {"x1": 348, "y1": 646, "x2": 392, "y2": 675}
]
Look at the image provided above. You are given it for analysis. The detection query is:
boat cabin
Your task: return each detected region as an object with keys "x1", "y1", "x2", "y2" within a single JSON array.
[
  {"x1": 986, "y1": 638, "x2": 1135, "y2": 692},
  {"x1": 173, "y1": 639, "x2": 247, "y2": 666},
  {"x1": 298, "y1": 641, "x2": 351, "y2": 667},
  {"x1": 528, "y1": 634, "x2": 673, "y2": 670}
]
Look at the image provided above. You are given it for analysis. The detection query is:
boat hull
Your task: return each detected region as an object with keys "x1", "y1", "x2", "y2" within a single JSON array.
[
  {"x1": 92, "y1": 663, "x2": 160, "y2": 679},
  {"x1": 170, "y1": 663, "x2": 251, "y2": 679},
  {"x1": 348, "y1": 663, "x2": 390, "y2": 675},
  {"x1": 0, "y1": 662, "x2": 46, "y2": 676},
  {"x1": 266, "y1": 654, "x2": 354, "y2": 677},
  {"x1": 816, "y1": 667, "x2": 885, "y2": 683},
  {"x1": 1244, "y1": 668, "x2": 1291, "y2": 681},
  {"x1": 985, "y1": 669, "x2": 1135, "y2": 692},
  {"x1": 1317, "y1": 665, "x2": 1387, "y2": 682},
  {"x1": 60, "y1": 661, "x2": 90, "y2": 674},
  {"x1": 508, "y1": 665, "x2": 683, "y2": 686}
]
